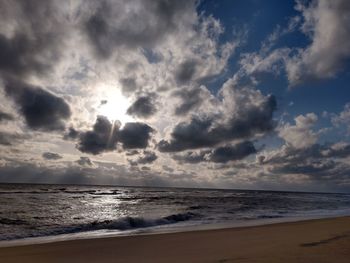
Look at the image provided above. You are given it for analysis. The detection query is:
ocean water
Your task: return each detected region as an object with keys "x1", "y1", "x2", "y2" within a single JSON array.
[{"x1": 0, "y1": 183, "x2": 350, "y2": 244}]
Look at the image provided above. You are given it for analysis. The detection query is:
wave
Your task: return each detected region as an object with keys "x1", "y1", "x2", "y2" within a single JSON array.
[
  {"x1": 71, "y1": 212, "x2": 199, "y2": 232},
  {"x1": 0, "y1": 212, "x2": 199, "y2": 241},
  {"x1": 188, "y1": 205, "x2": 209, "y2": 210},
  {"x1": 0, "y1": 218, "x2": 28, "y2": 225}
]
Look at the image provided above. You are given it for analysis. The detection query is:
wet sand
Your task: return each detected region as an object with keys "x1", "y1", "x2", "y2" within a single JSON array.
[{"x1": 1, "y1": 216, "x2": 350, "y2": 263}]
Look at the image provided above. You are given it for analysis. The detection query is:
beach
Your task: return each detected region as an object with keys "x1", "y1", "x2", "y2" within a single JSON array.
[{"x1": 1, "y1": 216, "x2": 349, "y2": 263}]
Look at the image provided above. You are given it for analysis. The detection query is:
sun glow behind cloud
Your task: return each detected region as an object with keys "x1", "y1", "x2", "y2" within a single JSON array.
[{"x1": 97, "y1": 85, "x2": 134, "y2": 125}]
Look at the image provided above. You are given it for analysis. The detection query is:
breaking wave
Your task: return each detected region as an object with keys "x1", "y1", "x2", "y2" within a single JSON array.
[
  {"x1": 0, "y1": 212, "x2": 199, "y2": 241},
  {"x1": 70, "y1": 212, "x2": 199, "y2": 232}
]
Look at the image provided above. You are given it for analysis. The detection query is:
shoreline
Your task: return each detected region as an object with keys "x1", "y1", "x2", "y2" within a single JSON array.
[
  {"x1": 1, "y1": 213, "x2": 350, "y2": 248},
  {"x1": 1, "y1": 216, "x2": 350, "y2": 262}
]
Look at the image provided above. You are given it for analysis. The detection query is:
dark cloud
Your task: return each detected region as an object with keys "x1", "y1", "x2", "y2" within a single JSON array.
[
  {"x1": 322, "y1": 143, "x2": 350, "y2": 158},
  {"x1": 159, "y1": 95, "x2": 276, "y2": 152},
  {"x1": 0, "y1": 1, "x2": 64, "y2": 78},
  {"x1": 64, "y1": 127, "x2": 80, "y2": 140},
  {"x1": 129, "y1": 150, "x2": 158, "y2": 165},
  {"x1": 77, "y1": 117, "x2": 154, "y2": 154},
  {"x1": 136, "y1": 151, "x2": 158, "y2": 164},
  {"x1": 158, "y1": 117, "x2": 215, "y2": 152},
  {"x1": 120, "y1": 78, "x2": 138, "y2": 95},
  {"x1": 270, "y1": 159, "x2": 336, "y2": 176},
  {"x1": 173, "y1": 86, "x2": 207, "y2": 116},
  {"x1": 118, "y1": 122, "x2": 154, "y2": 149},
  {"x1": 173, "y1": 151, "x2": 206, "y2": 164},
  {"x1": 127, "y1": 95, "x2": 157, "y2": 118},
  {"x1": 175, "y1": 60, "x2": 197, "y2": 84},
  {"x1": 173, "y1": 141, "x2": 256, "y2": 164},
  {"x1": 84, "y1": 0, "x2": 195, "y2": 58},
  {"x1": 76, "y1": 157, "x2": 94, "y2": 167},
  {"x1": 208, "y1": 141, "x2": 257, "y2": 163},
  {"x1": 77, "y1": 116, "x2": 120, "y2": 155},
  {"x1": 0, "y1": 33, "x2": 50, "y2": 77},
  {"x1": 3, "y1": 78, "x2": 71, "y2": 131},
  {"x1": 0, "y1": 110, "x2": 13, "y2": 122},
  {"x1": 42, "y1": 152, "x2": 63, "y2": 160}
]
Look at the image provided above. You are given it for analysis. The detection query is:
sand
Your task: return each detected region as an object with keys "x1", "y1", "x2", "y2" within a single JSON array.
[{"x1": 1, "y1": 216, "x2": 350, "y2": 263}]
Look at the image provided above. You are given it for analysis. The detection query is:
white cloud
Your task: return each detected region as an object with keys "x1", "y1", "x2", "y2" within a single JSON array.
[
  {"x1": 286, "y1": 0, "x2": 350, "y2": 85},
  {"x1": 331, "y1": 102, "x2": 350, "y2": 134},
  {"x1": 278, "y1": 113, "x2": 319, "y2": 149}
]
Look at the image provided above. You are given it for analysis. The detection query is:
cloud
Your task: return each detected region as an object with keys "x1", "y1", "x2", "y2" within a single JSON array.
[
  {"x1": 331, "y1": 102, "x2": 350, "y2": 134},
  {"x1": 321, "y1": 142, "x2": 350, "y2": 158},
  {"x1": 0, "y1": 110, "x2": 13, "y2": 122},
  {"x1": 0, "y1": 132, "x2": 27, "y2": 146},
  {"x1": 0, "y1": 1, "x2": 68, "y2": 79},
  {"x1": 239, "y1": 48, "x2": 290, "y2": 77},
  {"x1": 77, "y1": 116, "x2": 120, "y2": 155},
  {"x1": 159, "y1": 83, "x2": 277, "y2": 152},
  {"x1": 83, "y1": 0, "x2": 195, "y2": 58},
  {"x1": 137, "y1": 151, "x2": 158, "y2": 164},
  {"x1": 64, "y1": 127, "x2": 80, "y2": 140},
  {"x1": 118, "y1": 122, "x2": 154, "y2": 149},
  {"x1": 173, "y1": 141, "x2": 256, "y2": 164},
  {"x1": 76, "y1": 156, "x2": 94, "y2": 167},
  {"x1": 119, "y1": 78, "x2": 138, "y2": 96},
  {"x1": 125, "y1": 150, "x2": 139, "y2": 156},
  {"x1": 208, "y1": 141, "x2": 257, "y2": 163},
  {"x1": 3, "y1": 78, "x2": 71, "y2": 131},
  {"x1": 127, "y1": 95, "x2": 157, "y2": 118},
  {"x1": 175, "y1": 60, "x2": 197, "y2": 84},
  {"x1": 278, "y1": 113, "x2": 319, "y2": 149},
  {"x1": 42, "y1": 152, "x2": 63, "y2": 160},
  {"x1": 286, "y1": 0, "x2": 350, "y2": 85},
  {"x1": 270, "y1": 159, "x2": 336, "y2": 176},
  {"x1": 77, "y1": 116, "x2": 154, "y2": 154},
  {"x1": 0, "y1": 33, "x2": 51, "y2": 77},
  {"x1": 235, "y1": 0, "x2": 350, "y2": 87},
  {"x1": 173, "y1": 151, "x2": 207, "y2": 164},
  {"x1": 173, "y1": 86, "x2": 213, "y2": 116},
  {"x1": 129, "y1": 150, "x2": 158, "y2": 165},
  {"x1": 332, "y1": 103, "x2": 350, "y2": 124},
  {"x1": 258, "y1": 141, "x2": 350, "y2": 187},
  {"x1": 158, "y1": 116, "x2": 217, "y2": 152}
]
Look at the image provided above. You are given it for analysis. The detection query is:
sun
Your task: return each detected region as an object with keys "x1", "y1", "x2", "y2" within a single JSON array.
[{"x1": 96, "y1": 85, "x2": 134, "y2": 125}]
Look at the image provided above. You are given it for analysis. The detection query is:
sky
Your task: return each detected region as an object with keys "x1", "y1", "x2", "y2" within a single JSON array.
[{"x1": 0, "y1": 0, "x2": 350, "y2": 192}]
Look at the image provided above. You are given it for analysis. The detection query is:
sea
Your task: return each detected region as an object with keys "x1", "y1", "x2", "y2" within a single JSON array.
[{"x1": 1, "y1": 183, "x2": 350, "y2": 246}]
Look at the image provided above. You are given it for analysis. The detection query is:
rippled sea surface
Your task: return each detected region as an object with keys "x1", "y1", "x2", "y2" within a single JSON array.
[{"x1": 1, "y1": 183, "x2": 350, "y2": 242}]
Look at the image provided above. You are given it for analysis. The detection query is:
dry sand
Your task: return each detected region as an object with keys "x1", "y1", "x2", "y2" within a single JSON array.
[{"x1": 1, "y1": 216, "x2": 350, "y2": 263}]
